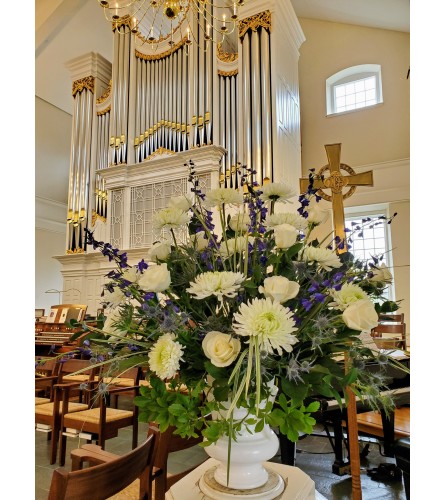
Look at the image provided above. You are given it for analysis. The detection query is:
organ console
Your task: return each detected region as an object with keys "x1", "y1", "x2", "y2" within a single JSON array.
[{"x1": 35, "y1": 304, "x2": 90, "y2": 355}]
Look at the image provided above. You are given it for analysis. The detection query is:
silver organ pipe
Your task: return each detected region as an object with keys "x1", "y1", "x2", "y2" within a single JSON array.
[
  {"x1": 140, "y1": 58, "x2": 147, "y2": 160},
  {"x1": 122, "y1": 30, "x2": 130, "y2": 163},
  {"x1": 144, "y1": 58, "x2": 150, "y2": 158},
  {"x1": 177, "y1": 48, "x2": 182, "y2": 152},
  {"x1": 135, "y1": 57, "x2": 141, "y2": 162},
  {"x1": 149, "y1": 58, "x2": 154, "y2": 155},
  {"x1": 225, "y1": 76, "x2": 231, "y2": 186},
  {"x1": 205, "y1": 39, "x2": 212, "y2": 146},
  {"x1": 198, "y1": 14, "x2": 205, "y2": 147},
  {"x1": 219, "y1": 75, "x2": 226, "y2": 183},
  {"x1": 260, "y1": 28, "x2": 272, "y2": 181},
  {"x1": 251, "y1": 30, "x2": 262, "y2": 184},
  {"x1": 242, "y1": 33, "x2": 252, "y2": 173},
  {"x1": 231, "y1": 74, "x2": 237, "y2": 186},
  {"x1": 67, "y1": 92, "x2": 80, "y2": 224},
  {"x1": 116, "y1": 32, "x2": 124, "y2": 164},
  {"x1": 182, "y1": 47, "x2": 189, "y2": 151},
  {"x1": 172, "y1": 50, "x2": 177, "y2": 152}
]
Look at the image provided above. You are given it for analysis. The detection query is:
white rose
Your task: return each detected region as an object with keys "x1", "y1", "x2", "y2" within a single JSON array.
[
  {"x1": 330, "y1": 284, "x2": 369, "y2": 311},
  {"x1": 369, "y1": 263, "x2": 393, "y2": 284},
  {"x1": 342, "y1": 299, "x2": 379, "y2": 332},
  {"x1": 122, "y1": 266, "x2": 139, "y2": 283},
  {"x1": 168, "y1": 194, "x2": 193, "y2": 212},
  {"x1": 102, "y1": 288, "x2": 126, "y2": 308},
  {"x1": 307, "y1": 202, "x2": 329, "y2": 225},
  {"x1": 202, "y1": 331, "x2": 241, "y2": 367},
  {"x1": 190, "y1": 232, "x2": 208, "y2": 251},
  {"x1": 139, "y1": 263, "x2": 171, "y2": 292},
  {"x1": 259, "y1": 276, "x2": 300, "y2": 304},
  {"x1": 273, "y1": 224, "x2": 298, "y2": 249},
  {"x1": 103, "y1": 308, "x2": 127, "y2": 337},
  {"x1": 148, "y1": 242, "x2": 171, "y2": 262},
  {"x1": 228, "y1": 213, "x2": 251, "y2": 233}
]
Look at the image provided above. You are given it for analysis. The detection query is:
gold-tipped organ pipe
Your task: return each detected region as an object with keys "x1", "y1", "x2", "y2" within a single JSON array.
[
  {"x1": 225, "y1": 75, "x2": 231, "y2": 186},
  {"x1": 242, "y1": 33, "x2": 252, "y2": 171},
  {"x1": 251, "y1": 30, "x2": 262, "y2": 184},
  {"x1": 81, "y1": 90, "x2": 94, "y2": 223},
  {"x1": 231, "y1": 74, "x2": 237, "y2": 184},
  {"x1": 260, "y1": 28, "x2": 272, "y2": 182},
  {"x1": 122, "y1": 30, "x2": 130, "y2": 163},
  {"x1": 67, "y1": 91, "x2": 81, "y2": 223},
  {"x1": 135, "y1": 57, "x2": 141, "y2": 162}
]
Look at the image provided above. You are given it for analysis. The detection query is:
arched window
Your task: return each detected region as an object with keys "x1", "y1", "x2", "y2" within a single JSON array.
[{"x1": 326, "y1": 64, "x2": 383, "y2": 116}]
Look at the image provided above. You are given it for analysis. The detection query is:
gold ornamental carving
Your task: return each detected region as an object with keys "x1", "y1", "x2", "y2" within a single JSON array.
[
  {"x1": 238, "y1": 11, "x2": 272, "y2": 40},
  {"x1": 96, "y1": 80, "x2": 112, "y2": 104},
  {"x1": 97, "y1": 105, "x2": 111, "y2": 116},
  {"x1": 92, "y1": 210, "x2": 107, "y2": 226},
  {"x1": 135, "y1": 36, "x2": 187, "y2": 61},
  {"x1": 66, "y1": 247, "x2": 85, "y2": 254},
  {"x1": 72, "y1": 76, "x2": 95, "y2": 97},
  {"x1": 216, "y1": 43, "x2": 238, "y2": 63},
  {"x1": 145, "y1": 147, "x2": 176, "y2": 160},
  {"x1": 218, "y1": 69, "x2": 238, "y2": 77}
]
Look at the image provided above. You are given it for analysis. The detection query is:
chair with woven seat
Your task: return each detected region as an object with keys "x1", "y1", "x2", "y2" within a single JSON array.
[
  {"x1": 371, "y1": 322, "x2": 407, "y2": 350},
  {"x1": 35, "y1": 357, "x2": 62, "y2": 401},
  {"x1": 48, "y1": 433, "x2": 156, "y2": 500},
  {"x1": 58, "y1": 381, "x2": 140, "y2": 466},
  {"x1": 35, "y1": 382, "x2": 90, "y2": 465},
  {"x1": 95, "y1": 366, "x2": 142, "y2": 408}
]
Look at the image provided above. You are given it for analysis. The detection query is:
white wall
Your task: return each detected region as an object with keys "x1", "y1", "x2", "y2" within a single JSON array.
[
  {"x1": 35, "y1": 96, "x2": 71, "y2": 312},
  {"x1": 297, "y1": 19, "x2": 410, "y2": 345}
]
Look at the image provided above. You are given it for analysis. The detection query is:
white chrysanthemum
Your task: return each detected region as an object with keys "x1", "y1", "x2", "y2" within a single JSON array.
[
  {"x1": 102, "y1": 288, "x2": 126, "y2": 308},
  {"x1": 168, "y1": 194, "x2": 193, "y2": 212},
  {"x1": 148, "y1": 333, "x2": 184, "y2": 380},
  {"x1": 187, "y1": 271, "x2": 244, "y2": 300},
  {"x1": 265, "y1": 212, "x2": 308, "y2": 232},
  {"x1": 219, "y1": 236, "x2": 250, "y2": 258},
  {"x1": 153, "y1": 207, "x2": 190, "y2": 230},
  {"x1": 330, "y1": 283, "x2": 369, "y2": 311},
  {"x1": 259, "y1": 182, "x2": 297, "y2": 203},
  {"x1": 299, "y1": 246, "x2": 342, "y2": 271},
  {"x1": 228, "y1": 213, "x2": 251, "y2": 233},
  {"x1": 204, "y1": 188, "x2": 243, "y2": 208},
  {"x1": 232, "y1": 298, "x2": 298, "y2": 355}
]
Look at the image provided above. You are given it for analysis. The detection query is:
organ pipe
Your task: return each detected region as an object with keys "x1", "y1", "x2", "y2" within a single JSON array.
[{"x1": 260, "y1": 28, "x2": 272, "y2": 181}]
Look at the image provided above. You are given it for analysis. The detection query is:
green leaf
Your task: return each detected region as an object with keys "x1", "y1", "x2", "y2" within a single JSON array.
[
  {"x1": 280, "y1": 378, "x2": 309, "y2": 404},
  {"x1": 168, "y1": 404, "x2": 185, "y2": 416}
]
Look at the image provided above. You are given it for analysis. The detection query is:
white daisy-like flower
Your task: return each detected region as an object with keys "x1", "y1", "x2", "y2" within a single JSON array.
[
  {"x1": 148, "y1": 333, "x2": 184, "y2": 380},
  {"x1": 168, "y1": 194, "x2": 193, "y2": 212},
  {"x1": 102, "y1": 287, "x2": 126, "y2": 308},
  {"x1": 265, "y1": 212, "x2": 308, "y2": 232},
  {"x1": 330, "y1": 284, "x2": 369, "y2": 311},
  {"x1": 299, "y1": 246, "x2": 342, "y2": 271},
  {"x1": 187, "y1": 271, "x2": 244, "y2": 300},
  {"x1": 259, "y1": 182, "x2": 297, "y2": 203},
  {"x1": 153, "y1": 207, "x2": 190, "y2": 230},
  {"x1": 204, "y1": 188, "x2": 243, "y2": 208},
  {"x1": 232, "y1": 298, "x2": 298, "y2": 355}
]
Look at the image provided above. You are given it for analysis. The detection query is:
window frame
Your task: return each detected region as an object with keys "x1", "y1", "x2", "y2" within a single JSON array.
[
  {"x1": 326, "y1": 64, "x2": 383, "y2": 116},
  {"x1": 344, "y1": 204, "x2": 395, "y2": 301}
]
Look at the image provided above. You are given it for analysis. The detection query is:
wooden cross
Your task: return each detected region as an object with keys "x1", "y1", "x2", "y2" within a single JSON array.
[
  {"x1": 300, "y1": 143, "x2": 373, "y2": 253},
  {"x1": 300, "y1": 143, "x2": 374, "y2": 500}
]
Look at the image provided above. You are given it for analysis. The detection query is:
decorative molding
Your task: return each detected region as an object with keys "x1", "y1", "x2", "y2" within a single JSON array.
[
  {"x1": 145, "y1": 147, "x2": 176, "y2": 161},
  {"x1": 92, "y1": 210, "x2": 107, "y2": 226},
  {"x1": 216, "y1": 43, "x2": 238, "y2": 63},
  {"x1": 96, "y1": 80, "x2": 112, "y2": 104},
  {"x1": 97, "y1": 105, "x2": 111, "y2": 116},
  {"x1": 238, "y1": 10, "x2": 271, "y2": 40},
  {"x1": 135, "y1": 37, "x2": 187, "y2": 61},
  {"x1": 72, "y1": 76, "x2": 95, "y2": 97},
  {"x1": 218, "y1": 69, "x2": 238, "y2": 77}
]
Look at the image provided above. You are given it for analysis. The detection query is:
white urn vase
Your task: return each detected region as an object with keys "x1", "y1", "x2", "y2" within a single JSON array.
[{"x1": 199, "y1": 383, "x2": 285, "y2": 499}]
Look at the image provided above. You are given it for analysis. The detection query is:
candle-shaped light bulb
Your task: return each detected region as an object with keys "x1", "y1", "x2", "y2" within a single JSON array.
[
  {"x1": 207, "y1": 23, "x2": 210, "y2": 37},
  {"x1": 187, "y1": 27, "x2": 191, "y2": 40},
  {"x1": 223, "y1": 14, "x2": 226, "y2": 27},
  {"x1": 234, "y1": 3, "x2": 237, "y2": 15}
]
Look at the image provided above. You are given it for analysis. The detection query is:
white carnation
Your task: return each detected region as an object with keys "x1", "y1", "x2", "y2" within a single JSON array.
[
  {"x1": 204, "y1": 188, "x2": 243, "y2": 208},
  {"x1": 232, "y1": 298, "x2": 298, "y2": 355},
  {"x1": 148, "y1": 333, "x2": 184, "y2": 380},
  {"x1": 300, "y1": 246, "x2": 342, "y2": 271},
  {"x1": 153, "y1": 207, "x2": 190, "y2": 230},
  {"x1": 259, "y1": 182, "x2": 297, "y2": 203},
  {"x1": 187, "y1": 271, "x2": 244, "y2": 300},
  {"x1": 265, "y1": 212, "x2": 308, "y2": 232}
]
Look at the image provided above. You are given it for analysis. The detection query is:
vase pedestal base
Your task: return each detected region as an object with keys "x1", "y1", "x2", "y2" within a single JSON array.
[{"x1": 199, "y1": 465, "x2": 285, "y2": 500}]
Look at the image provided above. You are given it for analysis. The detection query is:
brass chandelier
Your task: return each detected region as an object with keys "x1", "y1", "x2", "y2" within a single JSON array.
[{"x1": 97, "y1": 1, "x2": 246, "y2": 49}]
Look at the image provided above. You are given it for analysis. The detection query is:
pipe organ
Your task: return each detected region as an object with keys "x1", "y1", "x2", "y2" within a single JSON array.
[{"x1": 58, "y1": 0, "x2": 305, "y2": 309}]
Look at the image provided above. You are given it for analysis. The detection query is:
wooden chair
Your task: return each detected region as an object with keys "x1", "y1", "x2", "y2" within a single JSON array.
[
  {"x1": 71, "y1": 424, "x2": 206, "y2": 500},
  {"x1": 95, "y1": 366, "x2": 142, "y2": 408},
  {"x1": 58, "y1": 381, "x2": 140, "y2": 466},
  {"x1": 35, "y1": 382, "x2": 90, "y2": 465},
  {"x1": 371, "y1": 323, "x2": 407, "y2": 350},
  {"x1": 48, "y1": 433, "x2": 156, "y2": 500},
  {"x1": 35, "y1": 357, "x2": 61, "y2": 401}
]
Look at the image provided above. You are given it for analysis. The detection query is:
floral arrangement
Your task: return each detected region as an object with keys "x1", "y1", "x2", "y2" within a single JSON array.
[{"x1": 79, "y1": 162, "x2": 401, "y2": 446}]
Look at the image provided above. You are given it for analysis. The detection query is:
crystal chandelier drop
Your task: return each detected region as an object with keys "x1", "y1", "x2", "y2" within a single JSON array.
[{"x1": 97, "y1": 0, "x2": 246, "y2": 49}]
